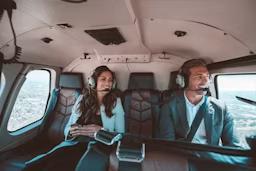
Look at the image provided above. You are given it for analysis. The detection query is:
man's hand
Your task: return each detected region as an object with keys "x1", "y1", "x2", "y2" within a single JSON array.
[{"x1": 69, "y1": 124, "x2": 102, "y2": 138}]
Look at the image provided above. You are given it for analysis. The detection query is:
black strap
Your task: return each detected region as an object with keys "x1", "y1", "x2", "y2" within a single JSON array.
[{"x1": 186, "y1": 97, "x2": 208, "y2": 142}]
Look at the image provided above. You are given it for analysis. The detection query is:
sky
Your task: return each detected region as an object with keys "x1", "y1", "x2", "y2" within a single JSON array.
[
  {"x1": 217, "y1": 75, "x2": 256, "y2": 91},
  {"x1": 26, "y1": 70, "x2": 50, "y2": 83}
]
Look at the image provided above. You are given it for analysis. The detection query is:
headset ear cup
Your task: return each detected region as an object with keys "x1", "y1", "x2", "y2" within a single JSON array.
[
  {"x1": 88, "y1": 76, "x2": 95, "y2": 88},
  {"x1": 176, "y1": 74, "x2": 185, "y2": 88}
]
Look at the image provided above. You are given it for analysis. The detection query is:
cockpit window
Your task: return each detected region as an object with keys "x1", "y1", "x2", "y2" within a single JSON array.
[
  {"x1": 7, "y1": 70, "x2": 50, "y2": 132},
  {"x1": 217, "y1": 74, "x2": 256, "y2": 149}
]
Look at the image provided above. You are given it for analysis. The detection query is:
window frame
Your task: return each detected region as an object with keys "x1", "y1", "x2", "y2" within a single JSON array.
[
  {"x1": 0, "y1": 72, "x2": 6, "y2": 97},
  {"x1": 7, "y1": 69, "x2": 51, "y2": 132},
  {"x1": 214, "y1": 73, "x2": 256, "y2": 149}
]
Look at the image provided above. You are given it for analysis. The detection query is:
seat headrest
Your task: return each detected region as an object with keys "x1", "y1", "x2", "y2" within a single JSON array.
[
  {"x1": 128, "y1": 72, "x2": 155, "y2": 89},
  {"x1": 59, "y1": 72, "x2": 84, "y2": 89}
]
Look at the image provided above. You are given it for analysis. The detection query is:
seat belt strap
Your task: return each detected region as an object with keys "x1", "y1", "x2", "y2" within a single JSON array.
[{"x1": 186, "y1": 96, "x2": 208, "y2": 142}]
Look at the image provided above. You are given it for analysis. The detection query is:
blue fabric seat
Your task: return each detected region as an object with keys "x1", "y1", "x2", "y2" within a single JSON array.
[
  {"x1": 122, "y1": 72, "x2": 161, "y2": 138},
  {"x1": 161, "y1": 71, "x2": 179, "y2": 103},
  {"x1": 0, "y1": 72, "x2": 84, "y2": 171}
]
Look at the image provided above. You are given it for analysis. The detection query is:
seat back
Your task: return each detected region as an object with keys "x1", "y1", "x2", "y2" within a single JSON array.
[
  {"x1": 128, "y1": 72, "x2": 155, "y2": 89},
  {"x1": 123, "y1": 72, "x2": 160, "y2": 138},
  {"x1": 45, "y1": 72, "x2": 84, "y2": 145},
  {"x1": 168, "y1": 71, "x2": 180, "y2": 90},
  {"x1": 123, "y1": 89, "x2": 160, "y2": 138},
  {"x1": 161, "y1": 71, "x2": 179, "y2": 103}
]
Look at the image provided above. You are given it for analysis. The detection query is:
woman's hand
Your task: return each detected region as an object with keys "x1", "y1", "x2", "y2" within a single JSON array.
[{"x1": 69, "y1": 124, "x2": 102, "y2": 138}]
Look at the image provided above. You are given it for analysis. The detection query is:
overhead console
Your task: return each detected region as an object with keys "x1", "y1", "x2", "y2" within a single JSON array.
[{"x1": 84, "y1": 27, "x2": 126, "y2": 46}]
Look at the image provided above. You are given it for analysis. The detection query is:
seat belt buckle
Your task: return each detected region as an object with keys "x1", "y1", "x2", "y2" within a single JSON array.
[
  {"x1": 116, "y1": 141, "x2": 145, "y2": 163},
  {"x1": 94, "y1": 129, "x2": 122, "y2": 145}
]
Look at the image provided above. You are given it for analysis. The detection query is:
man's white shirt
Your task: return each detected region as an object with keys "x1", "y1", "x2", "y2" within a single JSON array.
[{"x1": 184, "y1": 92, "x2": 207, "y2": 144}]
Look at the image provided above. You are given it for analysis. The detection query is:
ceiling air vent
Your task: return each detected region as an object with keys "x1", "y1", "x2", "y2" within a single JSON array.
[
  {"x1": 57, "y1": 23, "x2": 73, "y2": 29},
  {"x1": 84, "y1": 28, "x2": 126, "y2": 45},
  {"x1": 41, "y1": 37, "x2": 53, "y2": 43}
]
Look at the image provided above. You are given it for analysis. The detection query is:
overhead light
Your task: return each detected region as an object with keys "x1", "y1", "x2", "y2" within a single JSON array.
[
  {"x1": 174, "y1": 30, "x2": 187, "y2": 37},
  {"x1": 159, "y1": 51, "x2": 170, "y2": 59}
]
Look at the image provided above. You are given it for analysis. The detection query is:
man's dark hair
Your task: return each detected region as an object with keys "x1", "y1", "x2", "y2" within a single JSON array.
[
  {"x1": 180, "y1": 58, "x2": 207, "y2": 77},
  {"x1": 177, "y1": 58, "x2": 208, "y2": 88}
]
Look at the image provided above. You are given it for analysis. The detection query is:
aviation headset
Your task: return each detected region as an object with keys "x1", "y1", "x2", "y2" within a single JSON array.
[
  {"x1": 88, "y1": 65, "x2": 116, "y2": 89},
  {"x1": 176, "y1": 59, "x2": 207, "y2": 88}
]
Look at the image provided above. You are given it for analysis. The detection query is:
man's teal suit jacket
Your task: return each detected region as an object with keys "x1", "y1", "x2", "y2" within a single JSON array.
[{"x1": 159, "y1": 91, "x2": 240, "y2": 147}]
